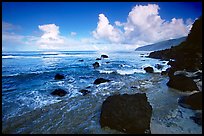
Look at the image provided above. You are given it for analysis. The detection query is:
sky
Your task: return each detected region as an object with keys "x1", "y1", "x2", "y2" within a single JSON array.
[{"x1": 2, "y1": 2, "x2": 202, "y2": 51}]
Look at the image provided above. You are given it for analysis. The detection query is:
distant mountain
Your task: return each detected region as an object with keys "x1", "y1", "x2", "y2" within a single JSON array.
[{"x1": 135, "y1": 37, "x2": 187, "y2": 51}]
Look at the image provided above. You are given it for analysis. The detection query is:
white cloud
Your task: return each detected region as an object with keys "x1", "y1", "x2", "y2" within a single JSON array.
[
  {"x1": 2, "y1": 21, "x2": 21, "y2": 32},
  {"x1": 92, "y1": 14, "x2": 124, "y2": 43},
  {"x1": 37, "y1": 24, "x2": 65, "y2": 50},
  {"x1": 115, "y1": 21, "x2": 123, "y2": 27},
  {"x1": 92, "y1": 4, "x2": 193, "y2": 47},
  {"x1": 70, "y1": 32, "x2": 77, "y2": 36}
]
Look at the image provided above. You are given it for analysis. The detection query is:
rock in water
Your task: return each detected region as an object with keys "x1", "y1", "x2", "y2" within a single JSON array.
[
  {"x1": 78, "y1": 59, "x2": 84, "y2": 62},
  {"x1": 178, "y1": 91, "x2": 202, "y2": 110},
  {"x1": 93, "y1": 62, "x2": 100, "y2": 68},
  {"x1": 93, "y1": 78, "x2": 111, "y2": 85},
  {"x1": 100, "y1": 93, "x2": 152, "y2": 134},
  {"x1": 51, "y1": 89, "x2": 67, "y2": 97},
  {"x1": 144, "y1": 66, "x2": 154, "y2": 73},
  {"x1": 167, "y1": 74, "x2": 199, "y2": 92},
  {"x1": 54, "y1": 74, "x2": 65, "y2": 80},
  {"x1": 101, "y1": 54, "x2": 109, "y2": 58},
  {"x1": 79, "y1": 89, "x2": 90, "y2": 96},
  {"x1": 190, "y1": 112, "x2": 202, "y2": 126},
  {"x1": 96, "y1": 58, "x2": 101, "y2": 60},
  {"x1": 155, "y1": 64, "x2": 164, "y2": 70}
]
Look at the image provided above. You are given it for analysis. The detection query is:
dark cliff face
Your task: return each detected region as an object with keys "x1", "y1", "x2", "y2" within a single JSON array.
[{"x1": 148, "y1": 16, "x2": 202, "y2": 71}]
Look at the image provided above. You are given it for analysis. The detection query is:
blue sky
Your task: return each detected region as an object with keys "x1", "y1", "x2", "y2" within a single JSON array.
[{"x1": 2, "y1": 2, "x2": 202, "y2": 51}]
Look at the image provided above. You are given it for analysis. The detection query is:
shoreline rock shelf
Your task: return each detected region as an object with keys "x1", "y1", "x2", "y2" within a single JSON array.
[{"x1": 167, "y1": 74, "x2": 199, "y2": 92}]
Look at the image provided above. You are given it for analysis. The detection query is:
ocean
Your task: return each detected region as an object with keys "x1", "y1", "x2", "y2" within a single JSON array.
[{"x1": 2, "y1": 51, "x2": 202, "y2": 134}]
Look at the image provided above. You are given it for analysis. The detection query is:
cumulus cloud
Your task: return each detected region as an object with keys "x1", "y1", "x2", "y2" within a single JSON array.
[
  {"x1": 92, "y1": 4, "x2": 194, "y2": 47},
  {"x1": 92, "y1": 14, "x2": 124, "y2": 43},
  {"x1": 115, "y1": 21, "x2": 123, "y2": 27},
  {"x1": 37, "y1": 24, "x2": 65, "y2": 49}
]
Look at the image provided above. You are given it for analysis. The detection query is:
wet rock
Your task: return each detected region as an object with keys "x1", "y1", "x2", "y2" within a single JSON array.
[
  {"x1": 144, "y1": 66, "x2": 154, "y2": 73},
  {"x1": 190, "y1": 112, "x2": 202, "y2": 126},
  {"x1": 54, "y1": 74, "x2": 65, "y2": 80},
  {"x1": 106, "y1": 61, "x2": 110, "y2": 64},
  {"x1": 93, "y1": 62, "x2": 100, "y2": 68},
  {"x1": 100, "y1": 93, "x2": 152, "y2": 134},
  {"x1": 93, "y1": 78, "x2": 111, "y2": 85},
  {"x1": 167, "y1": 74, "x2": 199, "y2": 92},
  {"x1": 79, "y1": 89, "x2": 90, "y2": 96},
  {"x1": 101, "y1": 54, "x2": 109, "y2": 58},
  {"x1": 161, "y1": 67, "x2": 176, "y2": 76},
  {"x1": 178, "y1": 91, "x2": 202, "y2": 110},
  {"x1": 155, "y1": 64, "x2": 164, "y2": 70},
  {"x1": 86, "y1": 86, "x2": 91, "y2": 89},
  {"x1": 96, "y1": 58, "x2": 101, "y2": 60},
  {"x1": 161, "y1": 71, "x2": 168, "y2": 76},
  {"x1": 51, "y1": 89, "x2": 67, "y2": 97},
  {"x1": 78, "y1": 59, "x2": 84, "y2": 62},
  {"x1": 191, "y1": 71, "x2": 202, "y2": 80}
]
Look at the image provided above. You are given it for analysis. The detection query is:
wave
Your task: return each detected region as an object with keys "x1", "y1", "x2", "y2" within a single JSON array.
[
  {"x1": 99, "y1": 70, "x2": 116, "y2": 74},
  {"x1": 2, "y1": 55, "x2": 42, "y2": 59},
  {"x1": 2, "y1": 70, "x2": 51, "y2": 78},
  {"x1": 116, "y1": 69, "x2": 146, "y2": 75}
]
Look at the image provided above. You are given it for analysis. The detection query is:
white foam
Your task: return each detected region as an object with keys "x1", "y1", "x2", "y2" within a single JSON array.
[
  {"x1": 99, "y1": 70, "x2": 115, "y2": 74},
  {"x1": 116, "y1": 69, "x2": 145, "y2": 75},
  {"x1": 2, "y1": 56, "x2": 41, "y2": 59}
]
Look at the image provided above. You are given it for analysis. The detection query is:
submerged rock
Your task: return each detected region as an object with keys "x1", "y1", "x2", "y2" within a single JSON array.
[
  {"x1": 93, "y1": 78, "x2": 111, "y2": 85},
  {"x1": 100, "y1": 93, "x2": 152, "y2": 134},
  {"x1": 190, "y1": 112, "x2": 202, "y2": 126},
  {"x1": 167, "y1": 74, "x2": 199, "y2": 92},
  {"x1": 96, "y1": 58, "x2": 101, "y2": 60},
  {"x1": 178, "y1": 91, "x2": 202, "y2": 110},
  {"x1": 101, "y1": 54, "x2": 109, "y2": 58},
  {"x1": 79, "y1": 89, "x2": 90, "y2": 96},
  {"x1": 51, "y1": 89, "x2": 67, "y2": 97},
  {"x1": 93, "y1": 62, "x2": 100, "y2": 68},
  {"x1": 78, "y1": 59, "x2": 84, "y2": 62},
  {"x1": 144, "y1": 66, "x2": 154, "y2": 73},
  {"x1": 54, "y1": 74, "x2": 65, "y2": 80}
]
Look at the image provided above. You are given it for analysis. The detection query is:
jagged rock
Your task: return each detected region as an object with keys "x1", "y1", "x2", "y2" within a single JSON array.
[
  {"x1": 51, "y1": 89, "x2": 67, "y2": 97},
  {"x1": 144, "y1": 67, "x2": 154, "y2": 73},
  {"x1": 93, "y1": 78, "x2": 111, "y2": 85},
  {"x1": 178, "y1": 91, "x2": 202, "y2": 110},
  {"x1": 93, "y1": 62, "x2": 100, "y2": 68},
  {"x1": 101, "y1": 54, "x2": 109, "y2": 58},
  {"x1": 167, "y1": 74, "x2": 199, "y2": 92},
  {"x1": 54, "y1": 74, "x2": 65, "y2": 80},
  {"x1": 100, "y1": 93, "x2": 152, "y2": 134},
  {"x1": 79, "y1": 89, "x2": 90, "y2": 96}
]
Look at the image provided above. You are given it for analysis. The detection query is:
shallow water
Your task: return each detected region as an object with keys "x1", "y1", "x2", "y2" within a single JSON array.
[{"x1": 2, "y1": 51, "x2": 202, "y2": 134}]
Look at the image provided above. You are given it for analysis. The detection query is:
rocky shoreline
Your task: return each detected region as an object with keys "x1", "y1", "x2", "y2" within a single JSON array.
[{"x1": 148, "y1": 16, "x2": 202, "y2": 126}]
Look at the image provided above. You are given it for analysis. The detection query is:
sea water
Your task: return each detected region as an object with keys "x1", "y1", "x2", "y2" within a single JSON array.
[{"x1": 2, "y1": 51, "x2": 202, "y2": 134}]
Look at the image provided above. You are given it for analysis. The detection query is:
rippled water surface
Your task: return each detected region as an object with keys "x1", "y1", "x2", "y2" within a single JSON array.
[{"x1": 2, "y1": 51, "x2": 202, "y2": 134}]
